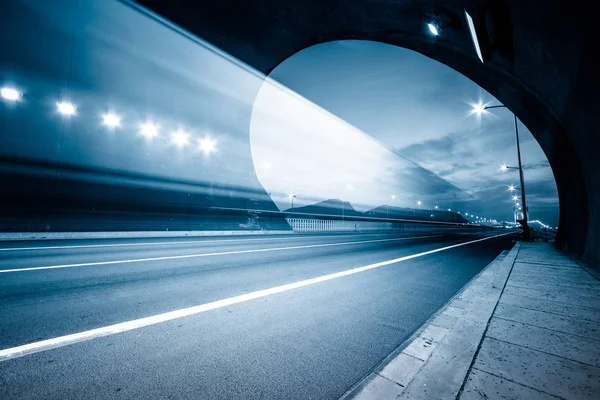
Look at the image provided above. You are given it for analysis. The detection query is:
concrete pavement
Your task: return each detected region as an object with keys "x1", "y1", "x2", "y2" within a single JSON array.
[
  {"x1": 0, "y1": 231, "x2": 516, "y2": 399},
  {"x1": 350, "y1": 242, "x2": 600, "y2": 400}
]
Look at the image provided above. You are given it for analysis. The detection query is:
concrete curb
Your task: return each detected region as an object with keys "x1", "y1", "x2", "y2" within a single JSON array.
[
  {"x1": 0, "y1": 230, "x2": 296, "y2": 241},
  {"x1": 344, "y1": 241, "x2": 521, "y2": 400}
]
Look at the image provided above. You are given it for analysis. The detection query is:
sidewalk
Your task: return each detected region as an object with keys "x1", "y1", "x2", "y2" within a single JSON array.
[{"x1": 347, "y1": 242, "x2": 600, "y2": 400}]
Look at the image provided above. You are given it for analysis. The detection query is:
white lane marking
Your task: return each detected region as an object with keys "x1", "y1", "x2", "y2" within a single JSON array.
[
  {"x1": 0, "y1": 232, "x2": 514, "y2": 361},
  {"x1": 0, "y1": 235, "x2": 442, "y2": 273},
  {"x1": 0, "y1": 233, "x2": 389, "y2": 252}
]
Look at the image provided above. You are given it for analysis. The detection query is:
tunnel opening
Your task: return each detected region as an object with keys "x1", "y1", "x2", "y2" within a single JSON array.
[{"x1": 249, "y1": 40, "x2": 559, "y2": 237}]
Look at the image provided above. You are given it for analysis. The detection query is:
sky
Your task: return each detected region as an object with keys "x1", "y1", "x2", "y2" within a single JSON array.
[{"x1": 265, "y1": 40, "x2": 559, "y2": 227}]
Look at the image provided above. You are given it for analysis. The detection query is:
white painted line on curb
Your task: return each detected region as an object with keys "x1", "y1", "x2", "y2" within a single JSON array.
[
  {"x1": 0, "y1": 235, "x2": 442, "y2": 273},
  {"x1": 0, "y1": 233, "x2": 389, "y2": 252},
  {"x1": 0, "y1": 232, "x2": 514, "y2": 361}
]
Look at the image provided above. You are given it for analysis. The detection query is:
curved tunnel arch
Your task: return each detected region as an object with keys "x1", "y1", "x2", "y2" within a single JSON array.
[
  {"x1": 252, "y1": 36, "x2": 577, "y2": 247},
  {"x1": 134, "y1": 0, "x2": 598, "y2": 261}
]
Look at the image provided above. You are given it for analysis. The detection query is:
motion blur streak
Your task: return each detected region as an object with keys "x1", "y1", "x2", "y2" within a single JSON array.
[
  {"x1": 0, "y1": 234, "x2": 440, "y2": 273},
  {"x1": 0, "y1": 0, "x2": 472, "y2": 233}
]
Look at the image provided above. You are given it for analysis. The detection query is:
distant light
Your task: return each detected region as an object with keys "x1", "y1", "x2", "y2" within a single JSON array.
[
  {"x1": 508, "y1": 185, "x2": 516, "y2": 192},
  {"x1": 427, "y1": 23, "x2": 439, "y2": 36},
  {"x1": 57, "y1": 101, "x2": 76, "y2": 116},
  {"x1": 1, "y1": 87, "x2": 21, "y2": 101},
  {"x1": 434, "y1": 205, "x2": 439, "y2": 209},
  {"x1": 102, "y1": 113, "x2": 121, "y2": 128},
  {"x1": 140, "y1": 122, "x2": 159, "y2": 139},
  {"x1": 171, "y1": 130, "x2": 190, "y2": 148},
  {"x1": 500, "y1": 164, "x2": 508, "y2": 172},
  {"x1": 417, "y1": 200, "x2": 422, "y2": 206},
  {"x1": 198, "y1": 137, "x2": 217, "y2": 155},
  {"x1": 287, "y1": 193, "x2": 296, "y2": 199},
  {"x1": 472, "y1": 102, "x2": 487, "y2": 116},
  {"x1": 465, "y1": 10, "x2": 484, "y2": 63},
  {"x1": 512, "y1": 195, "x2": 519, "y2": 201},
  {"x1": 447, "y1": 208, "x2": 451, "y2": 212},
  {"x1": 391, "y1": 194, "x2": 396, "y2": 200},
  {"x1": 458, "y1": 211, "x2": 461, "y2": 214}
]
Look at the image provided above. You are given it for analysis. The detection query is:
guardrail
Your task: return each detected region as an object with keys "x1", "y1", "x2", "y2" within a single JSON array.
[
  {"x1": 284, "y1": 217, "x2": 493, "y2": 234},
  {"x1": 286, "y1": 218, "x2": 396, "y2": 233}
]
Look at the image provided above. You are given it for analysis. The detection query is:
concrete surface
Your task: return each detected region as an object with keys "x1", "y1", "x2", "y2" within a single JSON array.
[
  {"x1": 349, "y1": 241, "x2": 600, "y2": 400},
  {"x1": 0, "y1": 230, "x2": 295, "y2": 241}
]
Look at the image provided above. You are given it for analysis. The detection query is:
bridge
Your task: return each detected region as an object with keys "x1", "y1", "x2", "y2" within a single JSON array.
[{"x1": 0, "y1": 0, "x2": 598, "y2": 399}]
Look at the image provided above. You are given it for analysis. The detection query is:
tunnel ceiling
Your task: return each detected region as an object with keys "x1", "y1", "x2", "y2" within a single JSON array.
[{"x1": 134, "y1": 0, "x2": 599, "y2": 261}]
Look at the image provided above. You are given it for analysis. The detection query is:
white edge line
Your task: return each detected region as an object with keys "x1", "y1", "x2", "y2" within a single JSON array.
[
  {"x1": 0, "y1": 235, "x2": 442, "y2": 273},
  {"x1": 0, "y1": 232, "x2": 514, "y2": 361},
  {"x1": 0, "y1": 233, "x2": 390, "y2": 252}
]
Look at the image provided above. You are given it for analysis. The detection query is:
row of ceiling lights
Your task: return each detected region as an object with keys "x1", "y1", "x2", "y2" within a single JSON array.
[{"x1": 1, "y1": 86, "x2": 218, "y2": 155}]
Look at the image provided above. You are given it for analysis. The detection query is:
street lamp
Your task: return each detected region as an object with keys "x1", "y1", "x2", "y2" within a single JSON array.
[
  {"x1": 102, "y1": 112, "x2": 121, "y2": 129},
  {"x1": 1, "y1": 87, "x2": 21, "y2": 102},
  {"x1": 287, "y1": 193, "x2": 296, "y2": 209},
  {"x1": 414, "y1": 200, "x2": 422, "y2": 217},
  {"x1": 140, "y1": 122, "x2": 159, "y2": 139},
  {"x1": 171, "y1": 130, "x2": 190, "y2": 148},
  {"x1": 57, "y1": 101, "x2": 76, "y2": 116},
  {"x1": 198, "y1": 137, "x2": 217, "y2": 155},
  {"x1": 472, "y1": 102, "x2": 530, "y2": 238},
  {"x1": 388, "y1": 194, "x2": 396, "y2": 219}
]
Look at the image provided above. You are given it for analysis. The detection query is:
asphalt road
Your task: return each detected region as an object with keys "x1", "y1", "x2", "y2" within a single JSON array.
[{"x1": 0, "y1": 230, "x2": 517, "y2": 399}]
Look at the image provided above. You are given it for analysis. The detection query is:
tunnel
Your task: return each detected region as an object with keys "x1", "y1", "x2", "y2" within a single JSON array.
[
  {"x1": 0, "y1": 1, "x2": 598, "y2": 399},
  {"x1": 135, "y1": 0, "x2": 598, "y2": 262}
]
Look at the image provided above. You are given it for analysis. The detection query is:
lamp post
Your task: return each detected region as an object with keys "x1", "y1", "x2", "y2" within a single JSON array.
[
  {"x1": 473, "y1": 103, "x2": 530, "y2": 239},
  {"x1": 287, "y1": 193, "x2": 296, "y2": 210},
  {"x1": 388, "y1": 194, "x2": 396, "y2": 219}
]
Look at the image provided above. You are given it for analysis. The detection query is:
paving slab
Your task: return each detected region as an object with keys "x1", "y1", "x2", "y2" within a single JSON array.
[
  {"x1": 503, "y1": 285, "x2": 600, "y2": 308},
  {"x1": 486, "y1": 319, "x2": 600, "y2": 366},
  {"x1": 378, "y1": 353, "x2": 424, "y2": 387},
  {"x1": 459, "y1": 368, "x2": 560, "y2": 400},
  {"x1": 474, "y1": 338, "x2": 600, "y2": 399},
  {"x1": 403, "y1": 337, "x2": 436, "y2": 361},
  {"x1": 397, "y1": 316, "x2": 489, "y2": 399},
  {"x1": 506, "y1": 280, "x2": 600, "y2": 294},
  {"x1": 512, "y1": 262, "x2": 587, "y2": 274},
  {"x1": 351, "y1": 373, "x2": 403, "y2": 400},
  {"x1": 494, "y1": 303, "x2": 600, "y2": 339},
  {"x1": 443, "y1": 306, "x2": 466, "y2": 318},
  {"x1": 499, "y1": 293, "x2": 600, "y2": 322},
  {"x1": 429, "y1": 313, "x2": 458, "y2": 329},
  {"x1": 420, "y1": 324, "x2": 449, "y2": 343},
  {"x1": 508, "y1": 272, "x2": 600, "y2": 286}
]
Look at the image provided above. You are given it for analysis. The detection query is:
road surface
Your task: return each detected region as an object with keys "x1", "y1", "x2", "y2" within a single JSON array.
[{"x1": 0, "y1": 230, "x2": 517, "y2": 399}]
